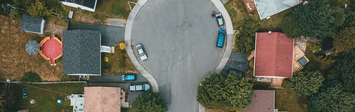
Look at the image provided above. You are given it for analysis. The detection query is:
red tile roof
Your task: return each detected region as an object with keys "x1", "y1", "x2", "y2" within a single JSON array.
[
  {"x1": 254, "y1": 32, "x2": 294, "y2": 78},
  {"x1": 84, "y1": 87, "x2": 121, "y2": 112},
  {"x1": 238, "y1": 90, "x2": 275, "y2": 112}
]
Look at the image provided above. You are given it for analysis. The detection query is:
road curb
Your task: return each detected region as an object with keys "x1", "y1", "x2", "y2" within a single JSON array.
[
  {"x1": 124, "y1": 0, "x2": 159, "y2": 92},
  {"x1": 211, "y1": 0, "x2": 234, "y2": 74}
]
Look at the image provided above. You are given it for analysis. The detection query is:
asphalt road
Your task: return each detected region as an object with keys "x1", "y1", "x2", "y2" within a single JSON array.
[
  {"x1": 68, "y1": 23, "x2": 125, "y2": 46},
  {"x1": 131, "y1": 0, "x2": 222, "y2": 111}
]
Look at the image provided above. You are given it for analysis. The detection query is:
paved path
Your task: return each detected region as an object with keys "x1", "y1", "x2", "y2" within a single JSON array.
[
  {"x1": 125, "y1": 0, "x2": 159, "y2": 93},
  {"x1": 68, "y1": 23, "x2": 125, "y2": 46}
]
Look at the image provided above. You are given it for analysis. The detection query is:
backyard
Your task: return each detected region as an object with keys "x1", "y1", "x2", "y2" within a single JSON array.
[
  {"x1": 13, "y1": 83, "x2": 86, "y2": 112},
  {"x1": 275, "y1": 89, "x2": 308, "y2": 112},
  {"x1": 0, "y1": 15, "x2": 63, "y2": 81}
]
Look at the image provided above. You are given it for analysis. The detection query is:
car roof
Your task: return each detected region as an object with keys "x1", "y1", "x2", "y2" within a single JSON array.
[
  {"x1": 217, "y1": 18, "x2": 224, "y2": 25},
  {"x1": 138, "y1": 49, "x2": 144, "y2": 54},
  {"x1": 217, "y1": 34, "x2": 225, "y2": 47}
]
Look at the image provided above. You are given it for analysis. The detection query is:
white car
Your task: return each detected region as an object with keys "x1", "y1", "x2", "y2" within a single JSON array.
[
  {"x1": 136, "y1": 44, "x2": 148, "y2": 61},
  {"x1": 215, "y1": 12, "x2": 224, "y2": 27}
]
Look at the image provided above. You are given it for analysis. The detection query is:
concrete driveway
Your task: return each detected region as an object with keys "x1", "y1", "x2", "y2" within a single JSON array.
[
  {"x1": 130, "y1": 0, "x2": 223, "y2": 111},
  {"x1": 68, "y1": 23, "x2": 125, "y2": 46}
]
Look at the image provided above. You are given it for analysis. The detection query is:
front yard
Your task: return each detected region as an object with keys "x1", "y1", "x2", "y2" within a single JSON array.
[
  {"x1": 275, "y1": 89, "x2": 308, "y2": 112},
  {"x1": 13, "y1": 83, "x2": 86, "y2": 112}
]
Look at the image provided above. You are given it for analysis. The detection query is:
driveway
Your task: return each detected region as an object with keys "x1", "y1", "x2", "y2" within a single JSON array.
[
  {"x1": 130, "y1": 0, "x2": 223, "y2": 111},
  {"x1": 68, "y1": 23, "x2": 125, "y2": 46},
  {"x1": 90, "y1": 74, "x2": 148, "y2": 82},
  {"x1": 221, "y1": 51, "x2": 250, "y2": 76}
]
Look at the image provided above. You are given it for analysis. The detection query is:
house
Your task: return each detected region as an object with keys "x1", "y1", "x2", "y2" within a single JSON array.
[
  {"x1": 242, "y1": 0, "x2": 300, "y2": 19},
  {"x1": 84, "y1": 87, "x2": 121, "y2": 112},
  {"x1": 63, "y1": 30, "x2": 101, "y2": 76},
  {"x1": 59, "y1": 0, "x2": 97, "y2": 12},
  {"x1": 20, "y1": 15, "x2": 45, "y2": 34},
  {"x1": 254, "y1": 32, "x2": 294, "y2": 78},
  {"x1": 238, "y1": 90, "x2": 276, "y2": 112},
  {"x1": 68, "y1": 94, "x2": 84, "y2": 112}
]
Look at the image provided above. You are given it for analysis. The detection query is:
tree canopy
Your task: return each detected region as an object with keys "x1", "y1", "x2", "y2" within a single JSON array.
[
  {"x1": 282, "y1": 14, "x2": 300, "y2": 38},
  {"x1": 308, "y1": 82, "x2": 355, "y2": 112},
  {"x1": 197, "y1": 73, "x2": 253, "y2": 111},
  {"x1": 291, "y1": 70, "x2": 324, "y2": 96},
  {"x1": 236, "y1": 18, "x2": 259, "y2": 52},
  {"x1": 336, "y1": 52, "x2": 355, "y2": 93},
  {"x1": 27, "y1": 0, "x2": 52, "y2": 17},
  {"x1": 132, "y1": 90, "x2": 168, "y2": 112},
  {"x1": 284, "y1": 0, "x2": 335, "y2": 40},
  {"x1": 333, "y1": 27, "x2": 355, "y2": 53},
  {"x1": 20, "y1": 72, "x2": 41, "y2": 82}
]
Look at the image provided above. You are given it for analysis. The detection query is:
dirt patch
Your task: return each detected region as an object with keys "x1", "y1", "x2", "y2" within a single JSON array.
[
  {"x1": 0, "y1": 15, "x2": 62, "y2": 81},
  {"x1": 44, "y1": 21, "x2": 67, "y2": 36},
  {"x1": 72, "y1": 12, "x2": 101, "y2": 24}
]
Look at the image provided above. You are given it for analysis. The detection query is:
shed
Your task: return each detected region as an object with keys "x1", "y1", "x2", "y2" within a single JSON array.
[{"x1": 20, "y1": 15, "x2": 45, "y2": 34}]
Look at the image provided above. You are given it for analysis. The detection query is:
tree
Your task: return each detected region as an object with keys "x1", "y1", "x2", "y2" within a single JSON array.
[
  {"x1": 320, "y1": 37, "x2": 334, "y2": 51},
  {"x1": 291, "y1": 70, "x2": 324, "y2": 96},
  {"x1": 342, "y1": 8, "x2": 355, "y2": 29},
  {"x1": 292, "y1": 0, "x2": 335, "y2": 39},
  {"x1": 282, "y1": 14, "x2": 300, "y2": 38},
  {"x1": 333, "y1": 7, "x2": 345, "y2": 27},
  {"x1": 132, "y1": 90, "x2": 168, "y2": 112},
  {"x1": 282, "y1": 79, "x2": 292, "y2": 89},
  {"x1": 236, "y1": 18, "x2": 259, "y2": 52},
  {"x1": 333, "y1": 27, "x2": 355, "y2": 53},
  {"x1": 197, "y1": 73, "x2": 253, "y2": 111},
  {"x1": 308, "y1": 83, "x2": 355, "y2": 112},
  {"x1": 20, "y1": 72, "x2": 41, "y2": 82},
  {"x1": 27, "y1": 0, "x2": 52, "y2": 17},
  {"x1": 336, "y1": 52, "x2": 355, "y2": 93}
]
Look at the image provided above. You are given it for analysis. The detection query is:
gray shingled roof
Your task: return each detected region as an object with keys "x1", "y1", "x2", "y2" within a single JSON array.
[
  {"x1": 63, "y1": 30, "x2": 101, "y2": 75},
  {"x1": 298, "y1": 57, "x2": 308, "y2": 67},
  {"x1": 59, "y1": 0, "x2": 96, "y2": 8},
  {"x1": 254, "y1": 0, "x2": 299, "y2": 19},
  {"x1": 21, "y1": 15, "x2": 43, "y2": 34}
]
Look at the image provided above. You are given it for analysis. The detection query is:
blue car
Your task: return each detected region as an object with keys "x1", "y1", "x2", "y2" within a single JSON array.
[
  {"x1": 217, "y1": 29, "x2": 226, "y2": 48},
  {"x1": 121, "y1": 74, "x2": 137, "y2": 81}
]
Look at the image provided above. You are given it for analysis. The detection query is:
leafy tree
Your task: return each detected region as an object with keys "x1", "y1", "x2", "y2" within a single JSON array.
[
  {"x1": 282, "y1": 79, "x2": 292, "y2": 89},
  {"x1": 291, "y1": 70, "x2": 324, "y2": 96},
  {"x1": 320, "y1": 37, "x2": 334, "y2": 51},
  {"x1": 236, "y1": 18, "x2": 259, "y2": 52},
  {"x1": 336, "y1": 52, "x2": 355, "y2": 93},
  {"x1": 333, "y1": 7, "x2": 345, "y2": 27},
  {"x1": 308, "y1": 83, "x2": 355, "y2": 112},
  {"x1": 333, "y1": 27, "x2": 355, "y2": 53},
  {"x1": 342, "y1": 8, "x2": 355, "y2": 28},
  {"x1": 9, "y1": 9, "x2": 19, "y2": 19},
  {"x1": 132, "y1": 90, "x2": 168, "y2": 112},
  {"x1": 307, "y1": 42, "x2": 322, "y2": 53},
  {"x1": 27, "y1": 0, "x2": 52, "y2": 17},
  {"x1": 20, "y1": 72, "x2": 41, "y2": 82},
  {"x1": 282, "y1": 14, "x2": 300, "y2": 38},
  {"x1": 197, "y1": 73, "x2": 253, "y2": 111},
  {"x1": 292, "y1": 0, "x2": 335, "y2": 39}
]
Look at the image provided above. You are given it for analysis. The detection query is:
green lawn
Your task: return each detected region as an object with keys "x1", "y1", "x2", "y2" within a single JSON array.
[
  {"x1": 13, "y1": 83, "x2": 86, "y2": 112},
  {"x1": 275, "y1": 89, "x2": 308, "y2": 112},
  {"x1": 304, "y1": 47, "x2": 335, "y2": 75},
  {"x1": 122, "y1": 108, "x2": 137, "y2": 112},
  {"x1": 101, "y1": 45, "x2": 139, "y2": 75}
]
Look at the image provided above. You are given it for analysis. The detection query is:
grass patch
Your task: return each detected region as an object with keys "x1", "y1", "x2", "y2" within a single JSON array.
[
  {"x1": 304, "y1": 47, "x2": 335, "y2": 75},
  {"x1": 275, "y1": 89, "x2": 308, "y2": 112},
  {"x1": 13, "y1": 83, "x2": 86, "y2": 112},
  {"x1": 122, "y1": 108, "x2": 136, "y2": 112},
  {"x1": 101, "y1": 44, "x2": 138, "y2": 75}
]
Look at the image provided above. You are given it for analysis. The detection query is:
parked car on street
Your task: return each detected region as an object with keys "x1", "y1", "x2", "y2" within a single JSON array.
[
  {"x1": 229, "y1": 69, "x2": 243, "y2": 75},
  {"x1": 129, "y1": 84, "x2": 150, "y2": 91},
  {"x1": 23, "y1": 88, "x2": 27, "y2": 99},
  {"x1": 215, "y1": 12, "x2": 224, "y2": 27},
  {"x1": 216, "y1": 29, "x2": 226, "y2": 48},
  {"x1": 136, "y1": 44, "x2": 148, "y2": 61},
  {"x1": 121, "y1": 74, "x2": 137, "y2": 81}
]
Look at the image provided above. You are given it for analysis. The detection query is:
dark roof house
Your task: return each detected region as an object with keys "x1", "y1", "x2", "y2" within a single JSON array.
[
  {"x1": 60, "y1": 0, "x2": 97, "y2": 12},
  {"x1": 254, "y1": 32, "x2": 294, "y2": 78},
  {"x1": 21, "y1": 15, "x2": 45, "y2": 34},
  {"x1": 63, "y1": 30, "x2": 101, "y2": 76},
  {"x1": 238, "y1": 90, "x2": 275, "y2": 112}
]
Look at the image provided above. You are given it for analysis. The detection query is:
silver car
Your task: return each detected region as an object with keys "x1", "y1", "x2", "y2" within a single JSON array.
[
  {"x1": 136, "y1": 44, "x2": 148, "y2": 61},
  {"x1": 215, "y1": 12, "x2": 224, "y2": 27}
]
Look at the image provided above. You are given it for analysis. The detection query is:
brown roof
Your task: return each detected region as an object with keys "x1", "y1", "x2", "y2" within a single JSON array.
[
  {"x1": 238, "y1": 90, "x2": 275, "y2": 112},
  {"x1": 254, "y1": 32, "x2": 294, "y2": 78},
  {"x1": 242, "y1": 0, "x2": 257, "y2": 13},
  {"x1": 84, "y1": 87, "x2": 121, "y2": 112}
]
